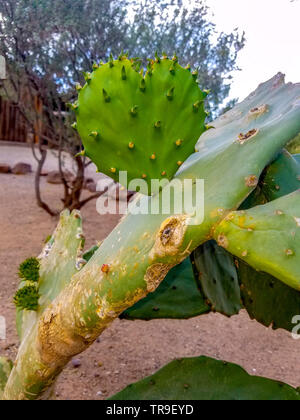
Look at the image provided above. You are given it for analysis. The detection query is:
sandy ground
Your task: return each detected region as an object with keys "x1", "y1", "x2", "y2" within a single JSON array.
[{"x1": 1, "y1": 145, "x2": 300, "y2": 400}]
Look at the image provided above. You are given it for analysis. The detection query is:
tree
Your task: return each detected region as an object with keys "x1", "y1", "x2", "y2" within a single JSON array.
[{"x1": 0, "y1": 0, "x2": 245, "y2": 215}]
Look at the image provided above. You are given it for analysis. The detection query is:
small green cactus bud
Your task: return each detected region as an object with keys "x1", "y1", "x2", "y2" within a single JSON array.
[
  {"x1": 167, "y1": 87, "x2": 175, "y2": 101},
  {"x1": 102, "y1": 88, "x2": 111, "y2": 103},
  {"x1": 121, "y1": 66, "x2": 126, "y2": 80},
  {"x1": 89, "y1": 131, "x2": 99, "y2": 139},
  {"x1": 13, "y1": 284, "x2": 40, "y2": 311},
  {"x1": 18, "y1": 258, "x2": 40, "y2": 282},
  {"x1": 193, "y1": 100, "x2": 203, "y2": 113},
  {"x1": 155, "y1": 52, "x2": 161, "y2": 63},
  {"x1": 169, "y1": 64, "x2": 175, "y2": 75},
  {"x1": 83, "y1": 72, "x2": 92, "y2": 83},
  {"x1": 75, "y1": 150, "x2": 86, "y2": 157},
  {"x1": 172, "y1": 53, "x2": 178, "y2": 63},
  {"x1": 67, "y1": 102, "x2": 79, "y2": 112},
  {"x1": 92, "y1": 62, "x2": 99, "y2": 70},
  {"x1": 75, "y1": 83, "x2": 82, "y2": 91},
  {"x1": 109, "y1": 54, "x2": 114, "y2": 68},
  {"x1": 71, "y1": 122, "x2": 78, "y2": 131},
  {"x1": 192, "y1": 69, "x2": 198, "y2": 80},
  {"x1": 154, "y1": 121, "x2": 161, "y2": 129}
]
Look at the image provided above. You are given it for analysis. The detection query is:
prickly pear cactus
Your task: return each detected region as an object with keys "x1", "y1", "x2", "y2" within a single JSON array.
[{"x1": 74, "y1": 54, "x2": 207, "y2": 194}]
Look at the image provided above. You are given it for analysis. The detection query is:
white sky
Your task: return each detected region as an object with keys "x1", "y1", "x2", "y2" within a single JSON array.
[{"x1": 205, "y1": 0, "x2": 300, "y2": 101}]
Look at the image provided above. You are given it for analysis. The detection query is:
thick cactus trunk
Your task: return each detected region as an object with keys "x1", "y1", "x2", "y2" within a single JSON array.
[{"x1": 3, "y1": 73, "x2": 300, "y2": 399}]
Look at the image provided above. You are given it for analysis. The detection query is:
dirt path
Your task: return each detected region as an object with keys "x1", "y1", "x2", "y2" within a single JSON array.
[{"x1": 0, "y1": 170, "x2": 300, "y2": 400}]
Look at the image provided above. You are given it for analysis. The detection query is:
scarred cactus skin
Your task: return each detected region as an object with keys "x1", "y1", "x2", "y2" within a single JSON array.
[{"x1": 75, "y1": 54, "x2": 207, "y2": 194}]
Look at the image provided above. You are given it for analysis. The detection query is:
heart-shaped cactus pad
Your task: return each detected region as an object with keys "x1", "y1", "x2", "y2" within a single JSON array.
[{"x1": 74, "y1": 54, "x2": 207, "y2": 195}]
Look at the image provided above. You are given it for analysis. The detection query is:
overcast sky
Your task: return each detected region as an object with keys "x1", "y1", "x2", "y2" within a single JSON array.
[{"x1": 205, "y1": 0, "x2": 300, "y2": 101}]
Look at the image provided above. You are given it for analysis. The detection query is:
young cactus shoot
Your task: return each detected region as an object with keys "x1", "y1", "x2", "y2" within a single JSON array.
[{"x1": 74, "y1": 54, "x2": 207, "y2": 195}]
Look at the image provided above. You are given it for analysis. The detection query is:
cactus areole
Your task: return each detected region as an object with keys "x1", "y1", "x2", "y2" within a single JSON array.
[{"x1": 75, "y1": 54, "x2": 207, "y2": 195}]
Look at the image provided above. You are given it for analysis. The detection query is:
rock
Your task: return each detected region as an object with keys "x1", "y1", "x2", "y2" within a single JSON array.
[
  {"x1": 12, "y1": 163, "x2": 32, "y2": 175},
  {"x1": 0, "y1": 163, "x2": 11, "y2": 174},
  {"x1": 71, "y1": 358, "x2": 81, "y2": 368},
  {"x1": 86, "y1": 181, "x2": 97, "y2": 193},
  {"x1": 47, "y1": 170, "x2": 74, "y2": 185}
]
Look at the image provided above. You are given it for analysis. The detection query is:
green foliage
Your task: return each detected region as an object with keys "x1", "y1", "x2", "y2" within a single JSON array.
[
  {"x1": 76, "y1": 55, "x2": 206, "y2": 194},
  {"x1": 109, "y1": 356, "x2": 300, "y2": 400},
  {"x1": 121, "y1": 258, "x2": 210, "y2": 320},
  {"x1": 18, "y1": 258, "x2": 40, "y2": 282},
  {"x1": 13, "y1": 284, "x2": 40, "y2": 312}
]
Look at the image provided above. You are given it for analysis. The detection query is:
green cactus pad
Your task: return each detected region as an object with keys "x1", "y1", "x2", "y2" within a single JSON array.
[
  {"x1": 75, "y1": 55, "x2": 207, "y2": 195},
  {"x1": 109, "y1": 356, "x2": 300, "y2": 400},
  {"x1": 18, "y1": 258, "x2": 40, "y2": 282},
  {"x1": 214, "y1": 190, "x2": 300, "y2": 291}
]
